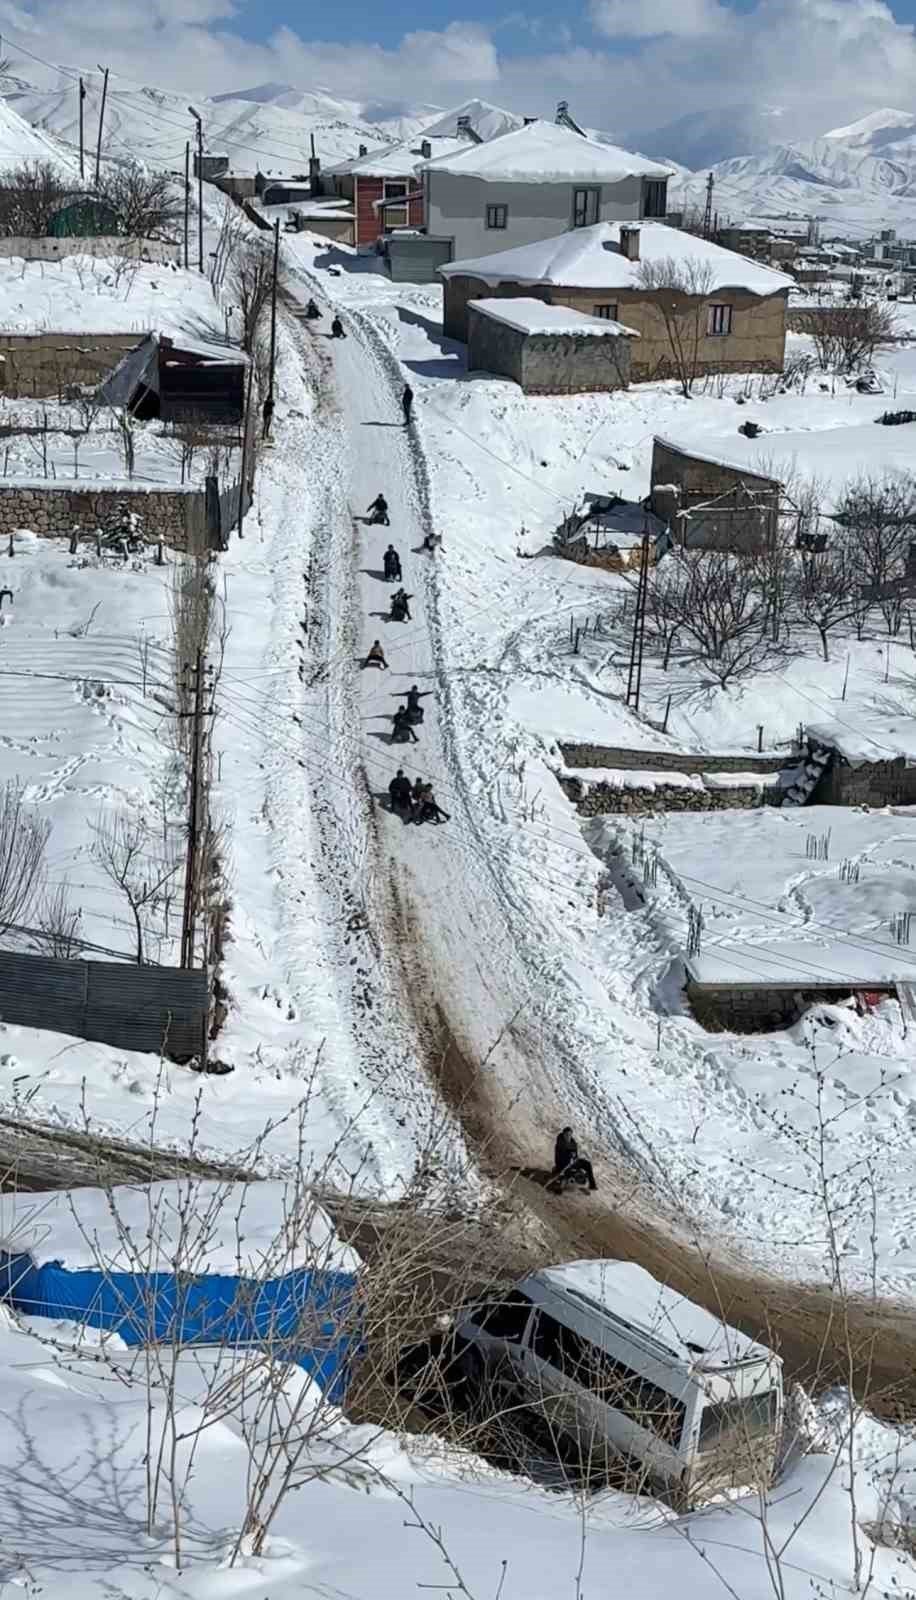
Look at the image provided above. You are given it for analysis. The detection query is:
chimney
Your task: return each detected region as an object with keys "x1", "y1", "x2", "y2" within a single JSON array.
[
  {"x1": 620, "y1": 224, "x2": 640, "y2": 261},
  {"x1": 556, "y1": 99, "x2": 568, "y2": 121},
  {"x1": 420, "y1": 138, "x2": 432, "y2": 159},
  {"x1": 358, "y1": 143, "x2": 368, "y2": 157},
  {"x1": 308, "y1": 134, "x2": 321, "y2": 196},
  {"x1": 456, "y1": 114, "x2": 470, "y2": 137}
]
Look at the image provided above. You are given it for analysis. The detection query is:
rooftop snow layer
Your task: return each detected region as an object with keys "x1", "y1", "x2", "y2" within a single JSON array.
[
  {"x1": 419, "y1": 120, "x2": 671, "y2": 183},
  {"x1": 442, "y1": 220, "x2": 793, "y2": 295},
  {"x1": 537, "y1": 1260, "x2": 772, "y2": 1367},
  {"x1": 333, "y1": 133, "x2": 469, "y2": 178},
  {"x1": 655, "y1": 421, "x2": 916, "y2": 513},
  {"x1": 470, "y1": 297, "x2": 639, "y2": 337}
]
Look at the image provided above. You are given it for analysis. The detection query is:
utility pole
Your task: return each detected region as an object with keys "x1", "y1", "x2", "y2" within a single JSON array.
[
  {"x1": 189, "y1": 106, "x2": 204, "y2": 272},
  {"x1": 237, "y1": 359, "x2": 254, "y2": 537},
  {"x1": 94, "y1": 65, "x2": 109, "y2": 188},
  {"x1": 78, "y1": 77, "x2": 86, "y2": 181},
  {"x1": 625, "y1": 528, "x2": 651, "y2": 713},
  {"x1": 180, "y1": 648, "x2": 207, "y2": 969},
  {"x1": 183, "y1": 140, "x2": 190, "y2": 269},
  {"x1": 267, "y1": 217, "x2": 280, "y2": 406},
  {"x1": 702, "y1": 170, "x2": 714, "y2": 240}
]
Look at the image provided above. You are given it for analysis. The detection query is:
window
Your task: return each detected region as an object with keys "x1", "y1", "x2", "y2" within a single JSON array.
[
  {"x1": 593, "y1": 303, "x2": 619, "y2": 321},
  {"x1": 474, "y1": 1290, "x2": 533, "y2": 1341},
  {"x1": 573, "y1": 187, "x2": 600, "y2": 228},
  {"x1": 529, "y1": 1314, "x2": 687, "y2": 1447},
  {"x1": 707, "y1": 303, "x2": 733, "y2": 337},
  {"x1": 643, "y1": 179, "x2": 667, "y2": 218},
  {"x1": 383, "y1": 179, "x2": 408, "y2": 228},
  {"x1": 486, "y1": 203, "x2": 508, "y2": 230},
  {"x1": 697, "y1": 1389, "x2": 779, "y2": 1451}
]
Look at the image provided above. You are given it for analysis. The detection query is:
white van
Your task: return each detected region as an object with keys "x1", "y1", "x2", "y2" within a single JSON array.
[{"x1": 455, "y1": 1259, "x2": 783, "y2": 1502}]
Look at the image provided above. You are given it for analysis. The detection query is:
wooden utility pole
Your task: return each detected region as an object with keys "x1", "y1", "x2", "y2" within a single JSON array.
[
  {"x1": 94, "y1": 65, "x2": 109, "y2": 187},
  {"x1": 180, "y1": 648, "x2": 206, "y2": 968},
  {"x1": 625, "y1": 529, "x2": 651, "y2": 712},
  {"x1": 78, "y1": 77, "x2": 86, "y2": 181},
  {"x1": 237, "y1": 359, "x2": 254, "y2": 537},
  {"x1": 267, "y1": 217, "x2": 280, "y2": 405},
  {"x1": 183, "y1": 140, "x2": 190, "y2": 269}
]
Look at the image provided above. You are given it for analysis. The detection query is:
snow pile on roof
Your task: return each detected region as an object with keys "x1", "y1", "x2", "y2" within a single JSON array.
[
  {"x1": 420, "y1": 119, "x2": 671, "y2": 183},
  {"x1": 656, "y1": 421, "x2": 916, "y2": 512},
  {"x1": 470, "y1": 296, "x2": 639, "y2": 338},
  {"x1": 539, "y1": 1260, "x2": 772, "y2": 1366},
  {"x1": 0, "y1": 253, "x2": 227, "y2": 340},
  {"x1": 443, "y1": 220, "x2": 793, "y2": 295}
]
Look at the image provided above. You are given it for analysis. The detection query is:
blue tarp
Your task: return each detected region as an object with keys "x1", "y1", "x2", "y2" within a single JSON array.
[{"x1": 0, "y1": 1252, "x2": 360, "y2": 1404}]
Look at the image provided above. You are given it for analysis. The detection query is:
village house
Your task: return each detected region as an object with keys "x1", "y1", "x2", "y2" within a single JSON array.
[
  {"x1": 439, "y1": 220, "x2": 793, "y2": 380},
  {"x1": 330, "y1": 130, "x2": 475, "y2": 250},
  {"x1": 419, "y1": 120, "x2": 671, "y2": 265}
]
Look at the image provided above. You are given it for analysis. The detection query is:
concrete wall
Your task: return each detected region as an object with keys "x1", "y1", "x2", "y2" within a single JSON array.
[
  {"x1": 649, "y1": 437, "x2": 781, "y2": 550},
  {"x1": 687, "y1": 981, "x2": 863, "y2": 1033},
  {"x1": 0, "y1": 237, "x2": 180, "y2": 264},
  {"x1": 0, "y1": 332, "x2": 144, "y2": 398},
  {"x1": 443, "y1": 275, "x2": 787, "y2": 378},
  {"x1": 426, "y1": 171, "x2": 644, "y2": 263},
  {"x1": 0, "y1": 482, "x2": 207, "y2": 552},
  {"x1": 562, "y1": 776, "x2": 782, "y2": 815},
  {"x1": 467, "y1": 304, "x2": 632, "y2": 393},
  {"x1": 559, "y1": 742, "x2": 790, "y2": 773}
]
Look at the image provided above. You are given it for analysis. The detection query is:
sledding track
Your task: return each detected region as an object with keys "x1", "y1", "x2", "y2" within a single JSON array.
[{"x1": 283, "y1": 267, "x2": 916, "y2": 1417}]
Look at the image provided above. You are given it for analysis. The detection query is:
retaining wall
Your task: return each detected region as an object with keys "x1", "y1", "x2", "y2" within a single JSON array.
[
  {"x1": 0, "y1": 332, "x2": 144, "y2": 397},
  {"x1": 0, "y1": 238, "x2": 179, "y2": 265},
  {"x1": 0, "y1": 481, "x2": 207, "y2": 551},
  {"x1": 559, "y1": 742, "x2": 790, "y2": 775},
  {"x1": 562, "y1": 776, "x2": 782, "y2": 815},
  {"x1": 811, "y1": 754, "x2": 916, "y2": 808},
  {"x1": 687, "y1": 980, "x2": 868, "y2": 1032}
]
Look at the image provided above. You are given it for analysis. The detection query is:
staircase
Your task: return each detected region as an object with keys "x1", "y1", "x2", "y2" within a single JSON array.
[{"x1": 781, "y1": 745, "x2": 832, "y2": 807}]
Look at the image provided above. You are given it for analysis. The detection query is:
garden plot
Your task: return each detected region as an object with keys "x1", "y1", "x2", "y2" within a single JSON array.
[
  {"x1": 0, "y1": 531, "x2": 181, "y2": 962},
  {"x1": 598, "y1": 805, "x2": 916, "y2": 986}
]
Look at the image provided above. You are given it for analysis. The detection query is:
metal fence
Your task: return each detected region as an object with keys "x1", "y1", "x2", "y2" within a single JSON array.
[{"x1": 0, "y1": 949, "x2": 207, "y2": 1061}]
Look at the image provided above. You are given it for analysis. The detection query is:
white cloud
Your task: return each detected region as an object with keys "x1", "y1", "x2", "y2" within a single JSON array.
[{"x1": 589, "y1": 0, "x2": 729, "y2": 39}]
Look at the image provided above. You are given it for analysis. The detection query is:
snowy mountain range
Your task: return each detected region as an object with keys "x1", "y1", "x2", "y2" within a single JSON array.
[{"x1": 0, "y1": 59, "x2": 913, "y2": 236}]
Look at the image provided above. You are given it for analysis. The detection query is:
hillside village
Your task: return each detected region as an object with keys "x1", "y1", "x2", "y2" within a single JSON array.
[{"x1": 0, "y1": 50, "x2": 916, "y2": 1600}]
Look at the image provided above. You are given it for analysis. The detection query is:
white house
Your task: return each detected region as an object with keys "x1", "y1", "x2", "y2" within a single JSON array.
[{"x1": 418, "y1": 120, "x2": 672, "y2": 263}]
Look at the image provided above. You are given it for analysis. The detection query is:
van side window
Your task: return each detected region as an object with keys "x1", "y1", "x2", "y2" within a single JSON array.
[
  {"x1": 475, "y1": 1290, "x2": 533, "y2": 1341},
  {"x1": 536, "y1": 1317, "x2": 687, "y2": 1447}
]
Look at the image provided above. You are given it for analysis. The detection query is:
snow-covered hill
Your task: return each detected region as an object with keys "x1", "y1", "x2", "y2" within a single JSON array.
[{"x1": 0, "y1": 94, "x2": 76, "y2": 176}]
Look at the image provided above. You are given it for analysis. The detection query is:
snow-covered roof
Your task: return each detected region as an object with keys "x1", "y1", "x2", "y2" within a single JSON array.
[
  {"x1": 534, "y1": 1260, "x2": 772, "y2": 1368},
  {"x1": 656, "y1": 422, "x2": 916, "y2": 513},
  {"x1": 419, "y1": 120, "x2": 671, "y2": 184},
  {"x1": 333, "y1": 134, "x2": 468, "y2": 179},
  {"x1": 470, "y1": 296, "x2": 639, "y2": 338},
  {"x1": 419, "y1": 98, "x2": 524, "y2": 143},
  {"x1": 442, "y1": 221, "x2": 793, "y2": 296}
]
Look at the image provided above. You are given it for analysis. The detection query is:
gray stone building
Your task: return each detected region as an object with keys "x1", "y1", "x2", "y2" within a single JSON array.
[{"x1": 467, "y1": 297, "x2": 637, "y2": 394}]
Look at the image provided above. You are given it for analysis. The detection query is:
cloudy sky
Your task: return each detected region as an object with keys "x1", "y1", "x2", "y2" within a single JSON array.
[{"x1": 0, "y1": 0, "x2": 915, "y2": 152}]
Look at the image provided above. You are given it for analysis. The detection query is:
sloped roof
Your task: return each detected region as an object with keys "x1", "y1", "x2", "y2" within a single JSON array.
[
  {"x1": 331, "y1": 134, "x2": 469, "y2": 179},
  {"x1": 441, "y1": 220, "x2": 793, "y2": 296},
  {"x1": 471, "y1": 296, "x2": 639, "y2": 337},
  {"x1": 419, "y1": 120, "x2": 671, "y2": 183}
]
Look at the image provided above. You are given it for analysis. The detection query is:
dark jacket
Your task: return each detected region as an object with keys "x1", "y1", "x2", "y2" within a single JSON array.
[{"x1": 554, "y1": 1129, "x2": 577, "y2": 1174}]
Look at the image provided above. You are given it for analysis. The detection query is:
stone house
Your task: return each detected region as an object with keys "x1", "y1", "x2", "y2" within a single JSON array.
[
  {"x1": 439, "y1": 220, "x2": 792, "y2": 381},
  {"x1": 420, "y1": 120, "x2": 671, "y2": 265},
  {"x1": 467, "y1": 297, "x2": 638, "y2": 393},
  {"x1": 650, "y1": 436, "x2": 782, "y2": 550}
]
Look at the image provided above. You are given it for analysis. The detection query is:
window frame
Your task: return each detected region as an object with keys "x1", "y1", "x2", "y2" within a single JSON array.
[
  {"x1": 643, "y1": 178, "x2": 667, "y2": 218},
  {"x1": 485, "y1": 203, "x2": 508, "y2": 231},
  {"x1": 472, "y1": 1289, "x2": 533, "y2": 1342},
  {"x1": 382, "y1": 177, "x2": 409, "y2": 229},
  {"x1": 572, "y1": 187, "x2": 601, "y2": 228},
  {"x1": 707, "y1": 302, "x2": 733, "y2": 337},
  {"x1": 592, "y1": 302, "x2": 619, "y2": 321}
]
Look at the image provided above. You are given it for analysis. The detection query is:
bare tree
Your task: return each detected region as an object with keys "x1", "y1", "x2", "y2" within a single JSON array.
[
  {"x1": 835, "y1": 470, "x2": 916, "y2": 635},
  {"x1": 795, "y1": 299, "x2": 898, "y2": 373},
  {"x1": 0, "y1": 159, "x2": 67, "y2": 236},
  {"x1": 635, "y1": 256, "x2": 716, "y2": 396},
  {"x1": 230, "y1": 240, "x2": 275, "y2": 353},
  {"x1": 636, "y1": 560, "x2": 684, "y2": 669},
  {"x1": 676, "y1": 548, "x2": 773, "y2": 685},
  {"x1": 795, "y1": 535, "x2": 863, "y2": 661},
  {"x1": 34, "y1": 880, "x2": 83, "y2": 958},
  {"x1": 92, "y1": 812, "x2": 180, "y2": 964},
  {"x1": 0, "y1": 782, "x2": 50, "y2": 932},
  {"x1": 95, "y1": 162, "x2": 183, "y2": 241}
]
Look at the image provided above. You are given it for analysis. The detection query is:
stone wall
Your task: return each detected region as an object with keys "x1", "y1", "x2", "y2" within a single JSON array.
[
  {"x1": 687, "y1": 980, "x2": 866, "y2": 1032},
  {"x1": 0, "y1": 332, "x2": 145, "y2": 398},
  {"x1": 559, "y1": 741, "x2": 790, "y2": 774},
  {"x1": 444, "y1": 275, "x2": 787, "y2": 378},
  {"x1": 0, "y1": 238, "x2": 179, "y2": 265},
  {"x1": 467, "y1": 303, "x2": 633, "y2": 395},
  {"x1": 649, "y1": 437, "x2": 781, "y2": 550},
  {"x1": 562, "y1": 776, "x2": 782, "y2": 815},
  {"x1": 0, "y1": 482, "x2": 207, "y2": 552},
  {"x1": 811, "y1": 754, "x2": 916, "y2": 808}
]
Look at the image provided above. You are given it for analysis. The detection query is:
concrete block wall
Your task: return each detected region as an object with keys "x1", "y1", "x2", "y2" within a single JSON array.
[
  {"x1": 810, "y1": 755, "x2": 916, "y2": 808},
  {"x1": 0, "y1": 332, "x2": 145, "y2": 397},
  {"x1": 0, "y1": 482, "x2": 206, "y2": 551}
]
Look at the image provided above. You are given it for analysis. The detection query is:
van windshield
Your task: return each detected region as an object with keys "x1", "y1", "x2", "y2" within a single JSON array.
[{"x1": 698, "y1": 1389, "x2": 778, "y2": 1450}]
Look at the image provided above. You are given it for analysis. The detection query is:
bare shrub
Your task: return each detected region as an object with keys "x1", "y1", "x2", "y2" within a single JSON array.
[
  {"x1": 34, "y1": 880, "x2": 83, "y2": 958},
  {"x1": 96, "y1": 162, "x2": 183, "y2": 241},
  {"x1": 0, "y1": 159, "x2": 67, "y2": 236},
  {"x1": 835, "y1": 470, "x2": 916, "y2": 635},
  {"x1": 795, "y1": 299, "x2": 898, "y2": 373},
  {"x1": 634, "y1": 257, "x2": 716, "y2": 396},
  {"x1": 0, "y1": 781, "x2": 50, "y2": 932},
  {"x1": 92, "y1": 811, "x2": 181, "y2": 964},
  {"x1": 230, "y1": 240, "x2": 275, "y2": 353}
]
